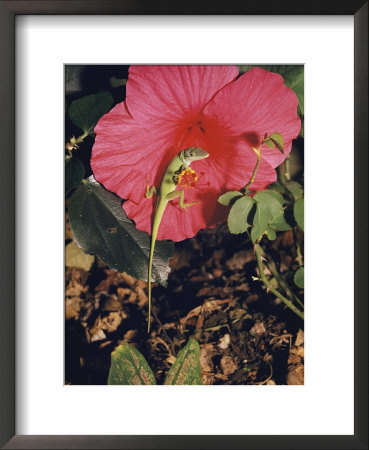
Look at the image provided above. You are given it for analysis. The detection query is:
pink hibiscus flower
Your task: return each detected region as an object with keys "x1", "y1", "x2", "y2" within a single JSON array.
[{"x1": 91, "y1": 65, "x2": 300, "y2": 242}]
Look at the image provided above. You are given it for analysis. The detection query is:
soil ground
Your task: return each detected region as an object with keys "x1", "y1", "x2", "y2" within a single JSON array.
[{"x1": 65, "y1": 223, "x2": 304, "y2": 385}]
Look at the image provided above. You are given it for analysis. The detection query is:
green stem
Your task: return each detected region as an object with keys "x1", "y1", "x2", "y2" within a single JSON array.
[
  {"x1": 243, "y1": 147, "x2": 261, "y2": 192},
  {"x1": 264, "y1": 258, "x2": 304, "y2": 310},
  {"x1": 278, "y1": 161, "x2": 287, "y2": 184},
  {"x1": 285, "y1": 154, "x2": 291, "y2": 181},
  {"x1": 75, "y1": 130, "x2": 89, "y2": 144},
  {"x1": 293, "y1": 227, "x2": 303, "y2": 267},
  {"x1": 255, "y1": 244, "x2": 304, "y2": 320}
]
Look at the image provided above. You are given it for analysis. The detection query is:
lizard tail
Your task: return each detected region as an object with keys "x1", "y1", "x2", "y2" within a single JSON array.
[{"x1": 147, "y1": 224, "x2": 158, "y2": 333}]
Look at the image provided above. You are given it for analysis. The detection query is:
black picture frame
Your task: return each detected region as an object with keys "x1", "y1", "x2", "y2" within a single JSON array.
[{"x1": 0, "y1": 1, "x2": 367, "y2": 449}]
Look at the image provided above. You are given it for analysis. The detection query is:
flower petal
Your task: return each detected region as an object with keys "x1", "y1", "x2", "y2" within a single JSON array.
[
  {"x1": 122, "y1": 145, "x2": 276, "y2": 242},
  {"x1": 91, "y1": 101, "x2": 181, "y2": 203},
  {"x1": 123, "y1": 184, "x2": 225, "y2": 242},
  {"x1": 126, "y1": 65, "x2": 239, "y2": 126},
  {"x1": 204, "y1": 67, "x2": 301, "y2": 168},
  {"x1": 91, "y1": 66, "x2": 296, "y2": 242}
]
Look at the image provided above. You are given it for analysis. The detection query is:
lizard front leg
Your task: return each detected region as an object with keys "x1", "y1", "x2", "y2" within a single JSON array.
[
  {"x1": 166, "y1": 190, "x2": 199, "y2": 210},
  {"x1": 145, "y1": 176, "x2": 157, "y2": 198}
]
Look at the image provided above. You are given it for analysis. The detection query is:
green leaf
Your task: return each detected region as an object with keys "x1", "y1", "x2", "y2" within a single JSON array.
[
  {"x1": 269, "y1": 181, "x2": 288, "y2": 196},
  {"x1": 264, "y1": 139, "x2": 275, "y2": 150},
  {"x1": 69, "y1": 176, "x2": 174, "y2": 286},
  {"x1": 254, "y1": 190, "x2": 284, "y2": 217},
  {"x1": 65, "y1": 155, "x2": 85, "y2": 194},
  {"x1": 251, "y1": 202, "x2": 270, "y2": 243},
  {"x1": 227, "y1": 196, "x2": 254, "y2": 234},
  {"x1": 65, "y1": 240, "x2": 95, "y2": 271},
  {"x1": 294, "y1": 267, "x2": 304, "y2": 288},
  {"x1": 218, "y1": 191, "x2": 243, "y2": 206},
  {"x1": 164, "y1": 338, "x2": 202, "y2": 385},
  {"x1": 253, "y1": 190, "x2": 292, "y2": 237},
  {"x1": 107, "y1": 342, "x2": 156, "y2": 385},
  {"x1": 294, "y1": 197, "x2": 304, "y2": 231},
  {"x1": 285, "y1": 181, "x2": 304, "y2": 200},
  {"x1": 271, "y1": 212, "x2": 294, "y2": 231},
  {"x1": 269, "y1": 132, "x2": 284, "y2": 154},
  {"x1": 266, "y1": 227, "x2": 276, "y2": 241},
  {"x1": 68, "y1": 91, "x2": 114, "y2": 134}
]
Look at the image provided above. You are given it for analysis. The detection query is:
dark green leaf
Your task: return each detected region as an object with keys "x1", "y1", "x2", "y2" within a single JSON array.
[
  {"x1": 110, "y1": 76, "x2": 127, "y2": 88},
  {"x1": 68, "y1": 91, "x2": 114, "y2": 134},
  {"x1": 65, "y1": 65, "x2": 84, "y2": 95},
  {"x1": 108, "y1": 342, "x2": 156, "y2": 385},
  {"x1": 294, "y1": 267, "x2": 304, "y2": 288},
  {"x1": 285, "y1": 181, "x2": 304, "y2": 200},
  {"x1": 294, "y1": 197, "x2": 304, "y2": 231},
  {"x1": 218, "y1": 191, "x2": 243, "y2": 206},
  {"x1": 227, "y1": 196, "x2": 254, "y2": 234},
  {"x1": 269, "y1": 132, "x2": 284, "y2": 154},
  {"x1": 65, "y1": 155, "x2": 85, "y2": 194},
  {"x1": 69, "y1": 176, "x2": 174, "y2": 286},
  {"x1": 164, "y1": 338, "x2": 202, "y2": 385},
  {"x1": 238, "y1": 65, "x2": 256, "y2": 73},
  {"x1": 251, "y1": 202, "x2": 270, "y2": 243}
]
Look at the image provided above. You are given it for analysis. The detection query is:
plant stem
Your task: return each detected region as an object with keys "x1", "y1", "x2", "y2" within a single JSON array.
[
  {"x1": 285, "y1": 154, "x2": 291, "y2": 181},
  {"x1": 75, "y1": 130, "x2": 89, "y2": 144},
  {"x1": 264, "y1": 258, "x2": 304, "y2": 310},
  {"x1": 242, "y1": 147, "x2": 261, "y2": 192},
  {"x1": 278, "y1": 161, "x2": 287, "y2": 184},
  {"x1": 293, "y1": 227, "x2": 303, "y2": 266},
  {"x1": 254, "y1": 244, "x2": 304, "y2": 320},
  {"x1": 66, "y1": 131, "x2": 90, "y2": 155}
]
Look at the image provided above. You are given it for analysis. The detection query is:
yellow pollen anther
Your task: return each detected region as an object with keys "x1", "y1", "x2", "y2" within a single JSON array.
[{"x1": 177, "y1": 168, "x2": 198, "y2": 188}]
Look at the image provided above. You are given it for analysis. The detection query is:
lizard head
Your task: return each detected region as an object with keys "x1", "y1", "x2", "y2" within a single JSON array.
[{"x1": 181, "y1": 147, "x2": 209, "y2": 166}]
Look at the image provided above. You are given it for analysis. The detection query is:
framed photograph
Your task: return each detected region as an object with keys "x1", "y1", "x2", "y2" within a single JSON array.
[{"x1": 1, "y1": 1, "x2": 367, "y2": 449}]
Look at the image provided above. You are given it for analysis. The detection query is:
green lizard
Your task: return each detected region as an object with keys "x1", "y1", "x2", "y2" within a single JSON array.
[{"x1": 145, "y1": 147, "x2": 209, "y2": 332}]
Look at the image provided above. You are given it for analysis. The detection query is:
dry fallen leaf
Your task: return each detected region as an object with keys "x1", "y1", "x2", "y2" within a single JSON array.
[
  {"x1": 287, "y1": 364, "x2": 304, "y2": 385},
  {"x1": 65, "y1": 297, "x2": 82, "y2": 320},
  {"x1": 250, "y1": 321, "x2": 266, "y2": 335},
  {"x1": 218, "y1": 333, "x2": 231, "y2": 350},
  {"x1": 295, "y1": 329, "x2": 304, "y2": 347},
  {"x1": 220, "y1": 355, "x2": 238, "y2": 376},
  {"x1": 66, "y1": 241, "x2": 95, "y2": 271},
  {"x1": 200, "y1": 345, "x2": 215, "y2": 384},
  {"x1": 88, "y1": 312, "x2": 126, "y2": 342}
]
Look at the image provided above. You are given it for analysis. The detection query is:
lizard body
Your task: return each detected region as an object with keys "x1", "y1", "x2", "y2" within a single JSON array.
[{"x1": 145, "y1": 147, "x2": 209, "y2": 332}]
